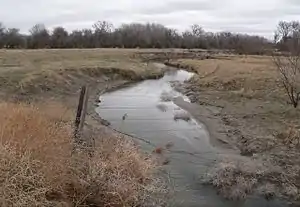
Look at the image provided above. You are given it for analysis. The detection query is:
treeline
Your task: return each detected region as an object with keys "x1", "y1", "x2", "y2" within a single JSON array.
[{"x1": 0, "y1": 21, "x2": 271, "y2": 54}]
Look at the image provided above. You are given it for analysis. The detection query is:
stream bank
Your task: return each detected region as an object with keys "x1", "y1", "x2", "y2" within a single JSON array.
[
  {"x1": 95, "y1": 66, "x2": 288, "y2": 207},
  {"x1": 170, "y1": 69, "x2": 293, "y2": 205}
]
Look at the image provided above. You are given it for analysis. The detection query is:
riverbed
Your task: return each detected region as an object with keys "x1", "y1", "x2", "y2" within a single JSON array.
[{"x1": 96, "y1": 68, "x2": 287, "y2": 207}]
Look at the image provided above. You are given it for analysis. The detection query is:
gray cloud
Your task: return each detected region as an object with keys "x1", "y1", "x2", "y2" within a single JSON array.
[
  {"x1": 286, "y1": 0, "x2": 300, "y2": 6},
  {"x1": 140, "y1": 0, "x2": 225, "y2": 15},
  {"x1": 0, "y1": 0, "x2": 299, "y2": 38}
]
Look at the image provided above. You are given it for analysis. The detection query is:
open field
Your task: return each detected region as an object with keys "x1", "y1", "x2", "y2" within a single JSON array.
[
  {"x1": 170, "y1": 55, "x2": 300, "y2": 202},
  {"x1": 0, "y1": 49, "x2": 165, "y2": 101}
]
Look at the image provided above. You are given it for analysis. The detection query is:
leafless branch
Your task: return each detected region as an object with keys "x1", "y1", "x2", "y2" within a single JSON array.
[{"x1": 272, "y1": 21, "x2": 300, "y2": 108}]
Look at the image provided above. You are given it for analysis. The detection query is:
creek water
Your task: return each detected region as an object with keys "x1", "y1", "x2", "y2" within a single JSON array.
[{"x1": 96, "y1": 68, "x2": 287, "y2": 207}]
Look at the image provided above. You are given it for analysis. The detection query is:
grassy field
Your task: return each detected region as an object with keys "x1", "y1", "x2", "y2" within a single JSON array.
[
  {"x1": 172, "y1": 55, "x2": 299, "y2": 143},
  {"x1": 170, "y1": 55, "x2": 300, "y2": 201},
  {"x1": 0, "y1": 49, "x2": 165, "y2": 101}
]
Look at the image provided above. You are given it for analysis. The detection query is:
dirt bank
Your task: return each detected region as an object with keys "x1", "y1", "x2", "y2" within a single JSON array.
[
  {"x1": 173, "y1": 96, "x2": 237, "y2": 150},
  {"x1": 170, "y1": 55, "x2": 300, "y2": 204}
]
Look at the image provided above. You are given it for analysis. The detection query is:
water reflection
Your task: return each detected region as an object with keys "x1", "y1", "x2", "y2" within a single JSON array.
[{"x1": 96, "y1": 69, "x2": 287, "y2": 207}]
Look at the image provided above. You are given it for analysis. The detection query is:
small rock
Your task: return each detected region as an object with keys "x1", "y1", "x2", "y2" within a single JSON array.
[
  {"x1": 100, "y1": 119, "x2": 110, "y2": 126},
  {"x1": 162, "y1": 159, "x2": 170, "y2": 165},
  {"x1": 153, "y1": 147, "x2": 163, "y2": 154},
  {"x1": 165, "y1": 142, "x2": 174, "y2": 149},
  {"x1": 122, "y1": 113, "x2": 128, "y2": 120}
]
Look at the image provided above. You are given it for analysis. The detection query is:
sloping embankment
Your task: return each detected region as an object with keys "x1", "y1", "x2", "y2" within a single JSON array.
[{"x1": 1, "y1": 65, "x2": 164, "y2": 102}]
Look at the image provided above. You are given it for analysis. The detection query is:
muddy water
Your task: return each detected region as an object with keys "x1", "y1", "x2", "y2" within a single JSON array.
[{"x1": 96, "y1": 69, "x2": 286, "y2": 207}]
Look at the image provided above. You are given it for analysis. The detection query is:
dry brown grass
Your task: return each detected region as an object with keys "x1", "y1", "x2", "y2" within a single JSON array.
[
  {"x1": 276, "y1": 124, "x2": 300, "y2": 147},
  {"x1": 0, "y1": 49, "x2": 157, "y2": 73},
  {"x1": 173, "y1": 55, "x2": 278, "y2": 92},
  {"x1": 205, "y1": 160, "x2": 259, "y2": 200},
  {"x1": 160, "y1": 91, "x2": 174, "y2": 102},
  {"x1": 0, "y1": 49, "x2": 164, "y2": 97},
  {"x1": 204, "y1": 156, "x2": 300, "y2": 201},
  {"x1": 0, "y1": 102, "x2": 167, "y2": 207},
  {"x1": 203, "y1": 158, "x2": 284, "y2": 201},
  {"x1": 174, "y1": 55, "x2": 300, "y2": 202}
]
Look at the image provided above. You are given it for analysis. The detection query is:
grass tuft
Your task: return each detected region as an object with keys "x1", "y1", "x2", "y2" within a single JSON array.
[{"x1": 204, "y1": 160, "x2": 260, "y2": 200}]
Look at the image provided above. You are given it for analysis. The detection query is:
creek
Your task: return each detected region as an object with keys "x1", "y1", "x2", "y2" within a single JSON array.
[{"x1": 96, "y1": 67, "x2": 286, "y2": 207}]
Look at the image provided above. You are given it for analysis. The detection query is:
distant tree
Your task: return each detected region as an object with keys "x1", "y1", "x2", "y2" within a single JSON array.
[
  {"x1": 116, "y1": 23, "x2": 144, "y2": 48},
  {"x1": 0, "y1": 20, "x2": 272, "y2": 51},
  {"x1": 113, "y1": 23, "x2": 177, "y2": 48},
  {"x1": 50, "y1": 27, "x2": 69, "y2": 48},
  {"x1": 82, "y1": 29, "x2": 94, "y2": 48},
  {"x1": 191, "y1": 24, "x2": 204, "y2": 37},
  {"x1": 28, "y1": 24, "x2": 50, "y2": 48},
  {"x1": 69, "y1": 30, "x2": 84, "y2": 48},
  {"x1": 150, "y1": 23, "x2": 174, "y2": 48},
  {"x1": 0, "y1": 22, "x2": 6, "y2": 48},
  {"x1": 273, "y1": 21, "x2": 300, "y2": 108},
  {"x1": 191, "y1": 24, "x2": 207, "y2": 48},
  {"x1": 205, "y1": 32, "x2": 218, "y2": 48},
  {"x1": 182, "y1": 30, "x2": 196, "y2": 49},
  {"x1": 3, "y1": 28, "x2": 25, "y2": 48},
  {"x1": 93, "y1": 21, "x2": 113, "y2": 47},
  {"x1": 166, "y1": 28, "x2": 181, "y2": 48}
]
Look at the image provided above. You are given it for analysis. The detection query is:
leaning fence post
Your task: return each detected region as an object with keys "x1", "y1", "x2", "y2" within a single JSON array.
[
  {"x1": 79, "y1": 85, "x2": 89, "y2": 133},
  {"x1": 74, "y1": 85, "x2": 86, "y2": 143}
]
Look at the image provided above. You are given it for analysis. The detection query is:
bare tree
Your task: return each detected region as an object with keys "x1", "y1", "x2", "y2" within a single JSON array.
[
  {"x1": 93, "y1": 21, "x2": 114, "y2": 47},
  {"x1": 3, "y1": 28, "x2": 25, "y2": 48},
  {"x1": 28, "y1": 24, "x2": 50, "y2": 48},
  {"x1": 273, "y1": 21, "x2": 300, "y2": 108},
  {"x1": 51, "y1": 27, "x2": 69, "y2": 48},
  {"x1": 191, "y1": 24, "x2": 204, "y2": 37},
  {"x1": 69, "y1": 30, "x2": 84, "y2": 48},
  {"x1": 0, "y1": 22, "x2": 6, "y2": 48},
  {"x1": 182, "y1": 30, "x2": 196, "y2": 49},
  {"x1": 0, "y1": 21, "x2": 272, "y2": 50}
]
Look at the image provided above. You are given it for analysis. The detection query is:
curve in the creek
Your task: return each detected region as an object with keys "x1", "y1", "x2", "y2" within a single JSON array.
[{"x1": 96, "y1": 68, "x2": 287, "y2": 207}]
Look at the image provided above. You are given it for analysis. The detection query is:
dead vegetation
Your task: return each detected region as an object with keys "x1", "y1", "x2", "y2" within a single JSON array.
[
  {"x1": 172, "y1": 55, "x2": 278, "y2": 93},
  {"x1": 0, "y1": 49, "x2": 172, "y2": 206},
  {"x1": 173, "y1": 111, "x2": 191, "y2": 122},
  {"x1": 204, "y1": 156, "x2": 300, "y2": 202},
  {"x1": 204, "y1": 160, "x2": 259, "y2": 200},
  {"x1": 0, "y1": 102, "x2": 167, "y2": 206},
  {"x1": 169, "y1": 54, "x2": 300, "y2": 202},
  {"x1": 272, "y1": 21, "x2": 300, "y2": 108},
  {"x1": 160, "y1": 91, "x2": 174, "y2": 102},
  {"x1": 156, "y1": 103, "x2": 168, "y2": 112},
  {"x1": 0, "y1": 49, "x2": 164, "y2": 101}
]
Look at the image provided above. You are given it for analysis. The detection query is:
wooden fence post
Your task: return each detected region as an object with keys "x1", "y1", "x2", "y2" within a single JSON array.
[
  {"x1": 79, "y1": 85, "x2": 89, "y2": 133},
  {"x1": 74, "y1": 85, "x2": 88, "y2": 143}
]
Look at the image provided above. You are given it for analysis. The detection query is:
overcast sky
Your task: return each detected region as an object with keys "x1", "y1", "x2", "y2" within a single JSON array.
[{"x1": 0, "y1": 0, "x2": 299, "y2": 38}]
